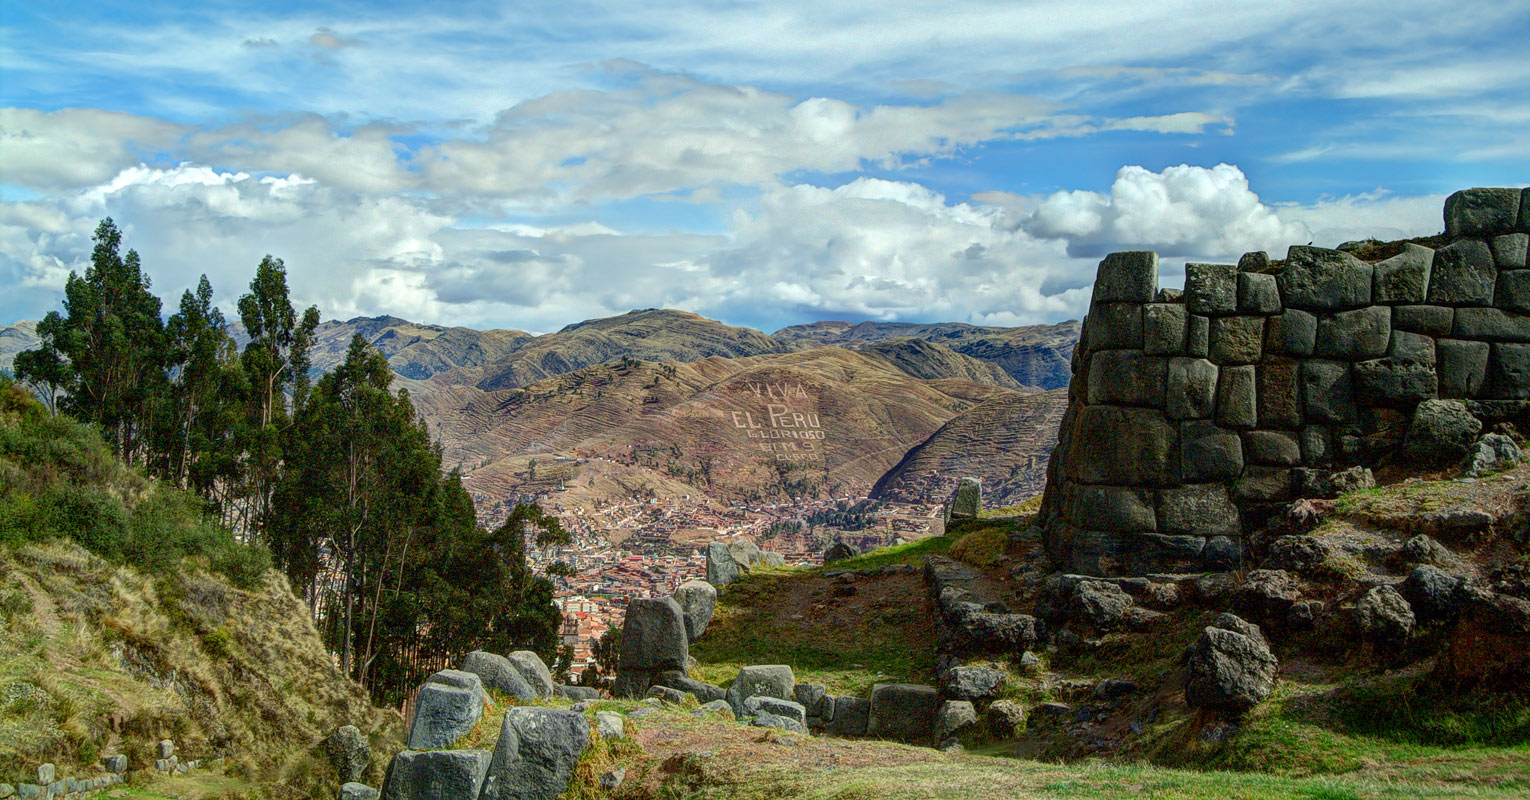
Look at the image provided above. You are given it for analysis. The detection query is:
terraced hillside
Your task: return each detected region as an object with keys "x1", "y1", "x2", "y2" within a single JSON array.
[
  {"x1": 857, "y1": 338, "x2": 1023, "y2": 389},
  {"x1": 772, "y1": 319, "x2": 1080, "y2": 389}
]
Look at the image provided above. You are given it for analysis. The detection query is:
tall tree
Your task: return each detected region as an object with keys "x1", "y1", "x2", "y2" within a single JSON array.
[
  {"x1": 12, "y1": 312, "x2": 71, "y2": 415},
  {"x1": 161, "y1": 275, "x2": 244, "y2": 494}
]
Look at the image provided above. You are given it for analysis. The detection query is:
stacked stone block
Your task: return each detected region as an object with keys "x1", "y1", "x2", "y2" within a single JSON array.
[{"x1": 1040, "y1": 188, "x2": 1530, "y2": 576}]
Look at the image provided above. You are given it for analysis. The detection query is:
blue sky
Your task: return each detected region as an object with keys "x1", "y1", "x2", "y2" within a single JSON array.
[{"x1": 2, "y1": 1, "x2": 1527, "y2": 333}]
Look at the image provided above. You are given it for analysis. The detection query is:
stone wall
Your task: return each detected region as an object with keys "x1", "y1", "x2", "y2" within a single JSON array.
[{"x1": 1038, "y1": 187, "x2": 1530, "y2": 577}]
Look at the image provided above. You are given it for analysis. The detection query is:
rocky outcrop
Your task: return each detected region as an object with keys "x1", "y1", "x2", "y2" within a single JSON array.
[
  {"x1": 823, "y1": 540, "x2": 861, "y2": 564},
  {"x1": 507, "y1": 651, "x2": 556, "y2": 698},
  {"x1": 407, "y1": 671, "x2": 487, "y2": 750},
  {"x1": 1038, "y1": 190, "x2": 1530, "y2": 576},
  {"x1": 946, "y1": 477, "x2": 982, "y2": 521},
  {"x1": 480, "y1": 708, "x2": 590, "y2": 800},
  {"x1": 1184, "y1": 614, "x2": 1278, "y2": 715}
]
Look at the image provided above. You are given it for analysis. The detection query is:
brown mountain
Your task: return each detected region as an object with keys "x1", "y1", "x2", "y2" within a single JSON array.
[
  {"x1": 870, "y1": 387, "x2": 1068, "y2": 507},
  {"x1": 305, "y1": 315, "x2": 533, "y2": 379},
  {"x1": 856, "y1": 338, "x2": 1022, "y2": 389},
  {"x1": 0, "y1": 320, "x2": 37, "y2": 374}
]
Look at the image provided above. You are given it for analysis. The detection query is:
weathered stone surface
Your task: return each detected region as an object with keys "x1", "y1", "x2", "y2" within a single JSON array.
[
  {"x1": 1524, "y1": 188, "x2": 1530, "y2": 233},
  {"x1": 1444, "y1": 188, "x2": 1522, "y2": 237},
  {"x1": 1238, "y1": 272, "x2": 1281, "y2": 314},
  {"x1": 326, "y1": 726, "x2": 370, "y2": 784},
  {"x1": 1209, "y1": 316, "x2": 1265, "y2": 365},
  {"x1": 1069, "y1": 580, "x2": 1133, "y2": 627},
  {"x1": 1064, "y1": 485, "x2": 1156, "y2": 532},
  {"x1": 1373, "y1": 244, "x2": 1434, "y2": 304},
  {"x1": 726, "y1": 665, "x2": 795, "y2": 715},
  {"x1": 939, "y1": 666, "x2": 1007, "y2": 703},
  {"x1": 986, "y1": 700, "x2": 1027, "y2": 738},
  {"x1": 1353, "y1": 355, "x2": 1438, "y2": 408},
  {"x1": 674, "y1": 580, "x2": 718, "y2": 642},
  {"x1": 618, "y1": 597, "x2": 689, "y2": 675},
  {"x1": 1088, "y1": 302, "x2": 1144, "y2": 350},
  {"x1": 1072, "y1": 405, "x2": 1177, "y2": 485},
  {"x1": 694, "y1": 699, "x2": 735, "y2": 720},
  {"x1": 1186, "y1": 263, "x2": 1239, "y2": 315},
  {"x1": 1093, "y1": 251, "x2": 1159, "y2": 303},
  {"x1": 1454, "y1": 308, "x2": 1530, "y2": 342},
  {"x1": 1355, "y1": 585, "x2": 1415, "y2": 644},
  {"x1": 507, "y1": 651, "x2": 556, "y2": 698},
  {"x1": 1088, "y1": 350, "x2": 1166, "y2": 407},
  {"x1": 655, "y1": 671, "x2": 726, "y2": 704},
  {"x1": 1393, "y1": 305, "x2": 1454, "y2": 336},
  {"x1": 341, "y1": 782, "x2": 380, "y2": 800},
  {"x1": 1279, "y1": 247, "x2": 1372, "y2": 310},
  {"x1": 706, "y1": 542, "x2": 740, "y2": 587},
  {"x1": 1157, "y1": 484, "x2": 1240, "y2": 535},
  {"x1": 1428, "y1": 239, "x2": 1497, "y2": 306},
  {"x1": 646, "y1": 685, "x2": 687, "y2": 704},
  {"x1": 481, "y1": 708, "x2": 590, "y2": 800},
  {"x1": 1301, "y1": 425, "x2": 1333, "y2": 465},
  {"x1": 1300, "y1": 360, "x2": 1356, "y2": 423},
  {"x1": 868, "y1": 683, "x2": 941, "y2": 744},
  {"x1": 102, "y1": 755, "x2": 127, "y2": 774},
  {"x1": 1265, "y1": 535, "x2": 1332, "y2": 575},
  {"x1": 1499, "y1": 270, "x2": 1530, "y2": 313},
  {"x1": 1166, "y1": 357, "x2": 1218, "y2": 419},
  {"x1": 596, "y1": 711, "x2": 624, "y2": 741},
  {"x1": 1238, "y1": 251, "x2": 1270, "y2": 271},
  {"x1": 1403, "y1": 399, "x2": 1482, "y2": 463},
  {"x1": 827, "y1": 696, "x2": 870, "y2": 736},
  {"x1": 935, "y1": 700, "x2": 979, "y2": 740},
  {"x1": 461, "y1": 652, "x2": 536, "y2": 701},
  {"x1": 1216, "y1": 365, "x2": 1257, "y2": 428},
  {"x1": 794, "y1": 684, "x2": 829, "y2": 720},
  {"x1": 1180, "y1": 420, "x2": 1244, "y2": 481},
  {"x1": 1245, "y1": 430, "x2": 1300, "y2": 465},
  {"x1": 1185, "y1": 620, "x2": 1278, "y2": 714},
  {"x1": 1401, "y1": 565, "x2": 1462, "y2": 623},
  {"x1": 1234, "y1": 570, "x2": 1300, "y2": 627},
  {"x1": 1144, "y1": 303, "x2": 1189, "y2": 355},
  {"x1": 1437, "y1": 339, "x2": 1490, "y2": 398},
  {"x1": 728, "y1": 539, "x2": 766, "y2": 569},
  {"x1": 1463, "y1": 432, "x2": 1524, "y2": 476},
  {"x1": 409, "y1": 672, "x2": 486, "y2": 749},
  {"x1": 745, "y1": 696, "x2": 807, "y2": 726},
  {"x1": 823, "y1": 540, "x2": 860, "y2": 564},
  {"x1": 1265, "y1": 310, "x2": 1317, "y2": 356},
  {"x1": 1440, "y1": 585, "x2": 1530, "y2": 686},
  {"x1": 1257, "y1": 357, "x2": 1303, "y2": 428},
  {"x1": 1488, "y1": 344, "x2": 1530, "y2": 398},
  {"x1": 1491, "y1": 233, "x2": 1528, "y2": 269},
  {"x1": 949, "y1": 476, "x2": 982, "y2": 519},
  {"x1": 382, "y1": 750, "x2": 491, "y2": 800},
  {"x1": 1188, "y1": 315, "x2": 1210, "y2": 358},
  {"x1": 1314, "y1": 306, "x2": 1390, "y2": 361},
  {"x1": 1403, "y1": 535, "x2": 1454, "y2": 565}
]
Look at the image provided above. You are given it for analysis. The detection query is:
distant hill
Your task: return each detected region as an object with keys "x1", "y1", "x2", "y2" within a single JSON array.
[
  {"x1": 856, "y1": 338, "x2": 1022, "y2": 389},
  {"x1": 870, "y1": 388, "x2": 1068, "y2": 506},
  {"x1": 772, "y1": 319, "x2": 1080, "y2": 389},
  {"x1": 0, "y1": 320, "x2": 36, "y2": 374},
  {"x1": 304, "y1": 315, "x2": 533, "y2": 380}
]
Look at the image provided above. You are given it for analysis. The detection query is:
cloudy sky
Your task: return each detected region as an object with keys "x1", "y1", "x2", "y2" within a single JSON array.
[{"x1": 3, "y1": 1, "x2": 1527, "y2": 334}]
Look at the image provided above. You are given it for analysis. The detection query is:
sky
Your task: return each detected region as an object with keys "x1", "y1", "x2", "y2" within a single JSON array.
[{"x1": 2, "y1": 1, "x2": 1527, "y2": 335}]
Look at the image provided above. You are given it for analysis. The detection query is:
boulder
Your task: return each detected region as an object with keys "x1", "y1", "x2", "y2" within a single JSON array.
[
  {"x1": 1094, "y1": 251, "x2": 1159, "y2": 303},
  {"x1": 1355, "y1": 585, "x2": 1415, "y2": 644},
  {"x1": 935, "y1": 700, "x2": 979, "y2": 740},
  {"x1": 646, "y1": 685, "x2": 688, "y2": 704},
  {"x1": 1265, "y1": 310, "x2": 1317, "y2": 356},
  {"x1": 1238, "y1": 271, "x2": 1281, "y2": 314},
  {"x1": 706, "y1": 542, "x2": 740, "y2": 587},
  {"x1": 1500, "y1": 270, "x2": 1530, "y2": 313},
  {"x1": 1428, "y1": 239, "x2": 1497, "y2": 306},
  {"x1": 1089, "y1": 302, "x2": 1144, "y2": 349},
  {"x1": 1233, "y1": 570, "x2": 1300, "y2": 628},
  {"x1": 948, "y1": 477, "x2": 982, "y2": 520},
  {"x1": 616, "y1": 597, "x2": 689, "y2": 697},
  {"x1": 1300, "y1": 360, "x2": 1356, "y2": 423},
  {"x1": 1440, "y1": 585, "x2": 1530, "y2": 686},
  {"x1": 745, "y1": 696, "x2": 807, "y2": 726},
  {"x1": 599, "y1": 769, "x2": 625, "y2": 790},
  {"x1": 1069, "y1": 580, "x2": 1133, "y2": 628},
  {"x1": 1444, "y1": 188, "x2": 1522, "y2": 237},
  {"x1": 1404, "y1": 400, "x2": 1482, "y2": 463},
  {"x1": 480, "y1": 708, "x2": 591, "y2": 800},
  {"x1": 655, "y1": 671, "x2": 726, "y2": 704},
  {"x1": 728, "y1": 539, "x2": 765, "y2": 569},
  {"x1": 867, "y1": 683, "x2": 941, "y2": 744},
  {"x1": 1372, "y1": 244, "x2": 1434, "y2": 304},
  {"x1": 325, "y1": 725, "x2": 370, "y2": 784},
  {"x1": 1315, "y1": 306, "x2": 1391, "y2": 361},
  {"x1": 1264, "y1": 536, "x2": 1332, "y2": 575},
  {"x1": 341, "y1": 783, "x2": 380, "y2": 800},
  {"x1": 725, "y1": 665, "x2": 795, "y2": 716},
  {"x1": 595, "y1": 711, "x2": 624, "y2": 741},
  {"x1": 1209, "y1": 316, "x2": 1265, "y2": 366},
  {"x1": 826, "y1": 696, "x2": 870, "y2": 736},
  {"x1": 1157, "y1": 484, "x2": 1240, "y2": 536},
  {"x1": 1401, "y1": 565, "x2": 1462, "y2": 623},
  {"x1": 556, "y1": 685, "x2": 599, "y2": 702},
  {"x1": 674, "y1": 580, "x2": 718, "y2": 642},
  {"x1": 1278, "y1": 247, "x2": 1372, "y2": 310},
  {"x1": 381, "y1": 750, "x2": 491, "y2": 800},
  {"x1": 1186, "y1": 263, "x2": 1239, "y2": 314},
  {"x1": 1184, "y1": 618, "x2": 1278, "y2": 714},
  {"x1": 1179, "y1": 420, "x2": 1244, "y2": 480},
  {"x1": 823, "y1": 540, "x2": 860, "y2": 564},
  {"x1": 1462, "y1": 432, "x2": 1523, "y2": 477},
  {"x1": 694, "y1": 700, "x2": 736, "y2": 720},
  {"x1": 751, "y1": 712, "x2": 807, "y2": 733},
  {"x1": 460, "y1": 651, "x2": 536, "y2": 701},
  {"x1": 1215, "y1": 365, "x2": 1258, "y2": 428},
  {"x1": 507, "y1": 651, "x2": 556, "y2": 698},
  {"x1": 1093, "y1": 677, "x2": 1139, "y2": 701},
  {"x1": 1165, "y1": 357, "x2": 1219, "y2": 420},
  {"x1": 408, "y1": 671, "x2": 486, "y2": 749},
  {"x1": 939, "y1": 666, "x2": 1006, "y2": 703},
  {"x1": 1403, "y1": 535, "x2": 1453, "y2": 565},
  {"x1": 1144, "y1": 303, "x2": 1189, "y2": 355},
  {"x1": 985, "y1": 700, "x2": 1027, "y2": 738},
  {"x1": 1210, "y1": 612, "x2": 1269, "y2": 649}
]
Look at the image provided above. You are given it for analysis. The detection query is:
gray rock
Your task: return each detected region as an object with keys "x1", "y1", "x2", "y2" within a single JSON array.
[
  {"x1": 1157, "y1": 484, "x2": 1240, "y2": 536},
  {"x1": 1245, "y1": 431, "x2": 1301, "y2": 466},
  {"x1": 596, "y1": 711, "x2": 624, "y2": 740},
  {"x1": 507, "y1": 651, "x2": 556, "y2": 698},
  {"x1": 948, "y1": 477, "x2": 982, "y2": 519},
  {"x1": 706, "y1": 541, "x2": 740, "y2": 587},
  {"x1": 959, "y1": 612, "x2": 1041, "y2": 652},
  {"x1": 1491, "y1": 233, "x2": 1528, "y2": 269},
  {"x1": 381, "y1": 750, "x2": 491, "y2": 800},
  {"x1": 646, "y1": 685, "x2": 688, "y2": 704},
  {"x1": 1204, "y1": 536, "x2": 1243, "y2": 570},
  {"x1": 674, "y1": 580, "x2": 718, "y2": 642},
  {"x1": 326, "y1": 725, "x2": 371, "y2": 784},
  {"x1": 101, "y1": 755, "x2": 127, "y2": 774},
  {"x1": 826, "y1": 696, "x2": 870, "y2": 736},
  {"x1": 1070, "y1": 580, "x2": 1133, "y2": 627},
  {"x1": 1239, "y1": 251, "x2": 1270, "y2": 271},
  {"x1": 1489, "y1": 343, "x2": 1530, "y2": 398},
  {"x1": 1462, "y1": 432, "x2": 1523, "y2": 476},
  {"x1": 761, "y1": 551, "x2": 786, "y2": 567},
  {"x1": 1353, "y1": 355, "x2": 1438, "y2": 408},
  {"x1": 1265, "y1": 310, "x2": 1317, "y2": 356},
  {"x1": 1233, "y1": 570, "x2": 1300, "y2": 627},
  {"x1": 867, "y1": 683, "x2": 941, "y2": 744},
  {"x1": 1063, "y1": 484, "x2": 1156, "y2": 532},
  {"x1": 1209, "y1": 316, "x2": 1264, "y2": 365},
  {"x1": 1257, "y1": 358, "x2": 1303, "y2": 428},
  {"x1": 694, "y1": 700, "x2": 736, "y2": 719},
  {"x1": 745, "y1": 696, "x2": 807, "y2": 725},
  {"x1": 1300, "y1": 425, "x2": 1333, "y2": 466},
  {"x1": 556, "y1": 685, "x2": 599, "y2": 701},
  {"x1": 1188, "y1": 314, "x2": 1210, "y2": 358},
  {"x1": 625, "y1": 707, "x2": 657, "y2": 720},
  {"x1": 1403, "y1": 535, "x2": 1453, "y2": 565},
  {"x1": 1238, "y1": 272, "x2": 1281, "y2": 314},
  {"x1": 986, "y1": 700, "x2": 1027, "y2": 738},
  {"x1": 1166, "y1": 357, "x2": 1219, "y2": 420},
  {"x1": 408, "y1": 673, "x2": 486, "y2": 750},
  {"x1": 1198, "y1": 722, "x2": 1241, "y2": 743},
  {"x1": 1087, "y1": 350, "x2": 1167, "y2": 407},
  {"x1": 1393, "y1": 304, "x2": 1454, "y2": 336},
  {"x1": 461, "y1": 651, "x2": 536, "y2": 701},
  {"x1": 1072, "y1": 405, "x2": 1177, "y2": 485},
  {"x1": 1144, "y1": 303, "x2": 1189, "y2": 355},
  {"x1": 1279, "y1": 247, "x2": 1372, "y2": 310},
  {"x1": 1453, "y1": 308, "x2": 1530, "y2": 342},
  {"x1": 1180, "y1": 420, "x2": 1244, "y2": 481},
  {"x1": 1093, "y1": 251, "x2": 1160, "y2": 303},
  {"x1": 939, "y1": 665, "x2": 1006, "y2": 703},
  {"x1": 341, "y1": 783, "x2": 380, "y2": 800},
  {"x1": 618, "y1": 596, "x2": 689, "y2": 689},
  {"x1": 1088, "y1": 302, "x2": 1144, "y2": 350},
  {"x1": 935, "y1": 700, "x2": 979, "y2": 740},
  {"x1": 1301, "y1": 360, "x2": 1356, "y2": 423},
  {"x1": 1329, "y1": 466, "x2": 1376, "y2": 496},
  {"x1": 1287, "y1": 600, "x2": 1324, "y2": 630},
  {"x1": 823, "y1": 540, "x2": 860, "y2": 564},
  {"x1": 1186, "y1": 263, "x2": 1239, "y2": 315},
  {"x1": 1355, "y1": 585, "x2": 1415, "y2": 644},
  {"x1": 1216, "y1": 365, "x2": 1257, "y2": 428},
  {"x1": 481, "y1": 708, "x2": 591, "y2": 800},
  {"x1": 1428, "y1": 239, "x2": 1497, "y2": 306},
  {"x1": 1373, "y1": 244, "x2": 1435, "y2": 304},
  {"x1": 599, "y1": 768, "x2": 626, "y2": 790},
  {"x1": 35, "y1": 767, "x2": 52, "y2": 787},
  {"x1": 726, "y1": 665, "x2": 795, "y2": 715},
  {"x1": 1265, "y1": 535, "x2": 1332, "y2": 575},
  {"x1": 1185, "y1": 624, "x2": 1278, "y2": 714},
  {"x1": 655, "y1": 671, "x2": 727, "y2": 704},
  {"x1": 751, "y1": 711, "x2": 807, "y2": 733},
  {"x1": 1404, "y1": 399, "x2": 1482, "y2": 463},
  {"x1": 1444, "y1": 188, "x2": 1522, "y2": 237},
  {"x1": 1315, "y1": 306, "x2": 1391, "y2": 361},
  {"x1": 728, "y1": 539, "x2": 765, "y2": 569},
  {"x1": 158, "y1": 740, "x2": 174, "y2": 759},
  {"x1": 1401, "y1": 565, "x2": 1462, "y2": 623},
  {"x1": 794, "y1": 684, "x2": 829, "y2": 719},
  {"x1": 1438, "y1": 339, "x2": 1491, "y2": 398},
  {"x1": 1211, "y1": 612, "x2": 1269, "y2": 649},
  {"x1": 1499, "y1": 270, "x2": 1530, "y2": 314}
]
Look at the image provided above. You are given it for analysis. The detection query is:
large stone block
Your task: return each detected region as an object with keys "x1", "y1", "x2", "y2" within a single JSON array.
[
  {"x1": 1158, "y1": 484, "x2": 1240, "y2": 535},
  {"x1": 1491, "y1": 234, "x2": 1528, "y2": 269},
  {"x1": 867, "y1": 684, "x2": 941, "y2": 744},
  {"x1": 618, "y1": 597, "x2": 689, "y2": 676},
  {"x1": 1372, "y1": 243, "x2": 1434, "y2": 304},
  {"x1": 726, "y1": 665, "x2": 796, "y2": 715},
  {"x1": 1428, "y1": 239, "x2": 1497, "y2": 306},
  {"x1": 1314, "y1": 306, "x2": 1390, "y2": 361},
  {"x1": 1186, "y1": 263, "x2": 1239, "y2": 315},
  {"x1": 1166, "y1": 357, "x2": 1218, "y2": 419},
  {"x1": 408, "y1": 672, "x2": 487, "y2": 750},
  {"x1": 1523, "y1": 187, "x2": 1530, "y2": 232},
  {"x1": 1238, "y1": 272, "x2": 1281, "y2": 314},
  {"x1": 1445, "y1": 188, "x2": 1522, "y2": 237},
  {"x1": 827, "y1": 696, "x2": 870, "y2": 736},
  {"x1": 1245, "y1": 430, "x2": 1301, "y2": 466},
  {"x1": 481, "y1": 708, "x2": 590, "y2": 800},
  {"x1": 1278, "y1": 247, "x2": 1372, "y2": 310},
  {"x1": 1437, "y1": 339, "x2": 1490, "y2": 399},
  {"x1": 1063, "y1": 484, "x2": 1157, "y2": 532},
  {"x1": 1180, "y1": 420, "x2": 1244, "y2": 482},
  {"x1": 1353, "y1": 358, "x2": 1437, "y2": 408},
  {"x1": 1215, "y1": 365, "x2": 1257, "y2": 429},
  {"x1": 1393, "y1": 305, "x2": 1453, "y2": 336},
  {"x1": 1301, "y1": 425, "x2": 1334, "y2": 466},
  {"x1": 1209, "y1": 316, "x2": 1265, "y2": 365},
  {"x1": 1087, "y1": 350, "x2": 1166, "y2": 407},
  {"x1": 1144, "y1": 303, "x2": 1189, "y2": 355},
  {"x1": 382, "y1": 751, "x2": 491, "y2": 800},
  {"x1": 1257, "y1": 357, "x2": 1302, "y2": 429},
  {"x1": 674, "y1": 580, "x2": 717, "y2": 642},
  {"x1": 1264, "y1": 310, "x2": 1317, "y2": 356},
  {"x1": 1488, "y1": 344, "x2": 1530, "y2": 399},
  {"x1": 1453, "y1": 308, "x2": 1530, "y2": 342},
  {"x1": 1238, "y1": 251, "x2": 1270, "y2": 271},
  {"x1": 1235, "y1": 466, "x2": 1293, "y2": 502},
  {"x1": 1300, "y1": 360, "x2": 1356, "y2": 423},
  {"x1": 1093, "y1": 251, "x2": 1159, "y2": 303},
  {"x1": 1188, "y1": 315, "x2": 1210, "y2": 358},
  {"x1": 1073, "y1": 405, "x2": 1177, "y2": 485},
  {"x1": 507, "y1": 652, "x2": 556, "y2": 699},
  {"x1": 706, "y1": 542, "x2": 740, "y2": 587},
  {"x1": 1088, "y1": 302, "x2": 1144, "y2": 350},
  {"x1": 1499, "y1": 270, "x2": 1530, "y2": 314},
  {"x1": 460, "y1": 652, "x2": 536, "y2": 701}
]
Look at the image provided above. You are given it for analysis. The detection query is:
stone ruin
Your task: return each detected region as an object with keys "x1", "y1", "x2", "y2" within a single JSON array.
[{"x1": 1039, "y1": 187, "x2": 1530, "y2": 577}]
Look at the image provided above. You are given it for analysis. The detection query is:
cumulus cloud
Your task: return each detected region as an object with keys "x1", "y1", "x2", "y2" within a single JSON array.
[{"x1": 0, "y1": 109, "x2": 185, "y2": 190}]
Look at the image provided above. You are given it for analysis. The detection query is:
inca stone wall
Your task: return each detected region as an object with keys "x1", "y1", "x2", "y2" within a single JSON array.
[{"x1": 1039, "y1": 187, "x2": 1530, "y2": 577}]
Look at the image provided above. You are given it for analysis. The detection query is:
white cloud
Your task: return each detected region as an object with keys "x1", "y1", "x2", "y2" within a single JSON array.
[
  {"x1": 1273, "y1": 191, "x2": 1447, "y2": 247},
  {"x1": 0, "y1": 109, "x2": 185, "y2": 190}
]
